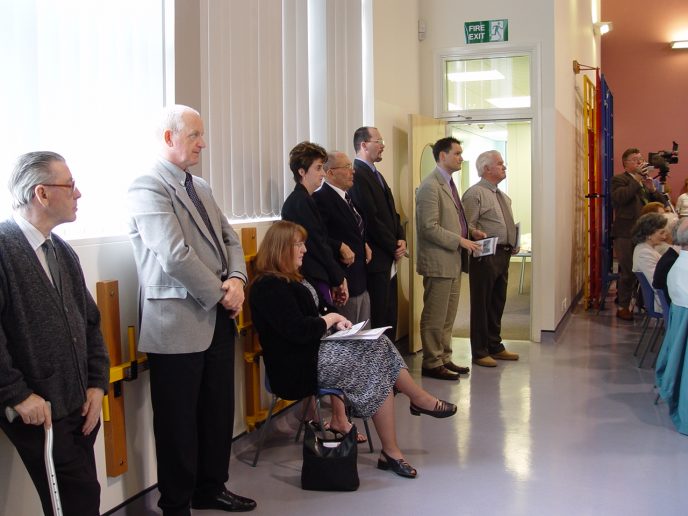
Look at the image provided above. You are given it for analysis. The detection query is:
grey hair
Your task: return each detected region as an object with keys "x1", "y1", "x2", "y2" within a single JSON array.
[
  {"x1": 475, "y1": 150, "x2": 501, "y2": 177},
  {"x1": 631, "y1": 212, "x2": 668, "y2": 246},
  {"x1": 158, "y1": 104, "x2": 200, "y2": 137},
  {"x1": 8, "y1": 151, "x2": 65, "y2": 209},
  {"x1": 675, "y1": 218, "x2": 688, "y2": 246},
  {"x1": 323, "y1": 151, "x2": 343, "y2": 172}
]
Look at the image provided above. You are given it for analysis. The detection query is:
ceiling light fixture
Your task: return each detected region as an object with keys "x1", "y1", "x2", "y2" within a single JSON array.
[
  {"x1": 447, "y1": 70, "x2": 505, "y2": 82},
  {"x1": 486, "y1": 96, "x2": 531, "y2": 109},
  {"x1": 593, "y1": 21, "x2": 613, "y2": 36},
  {"x1": 671, "y1": 40, "x2": 688, "y2": 49}
]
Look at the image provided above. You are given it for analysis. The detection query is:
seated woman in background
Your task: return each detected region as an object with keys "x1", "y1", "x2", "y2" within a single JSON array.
[
  {"x1": 632, "y1": 212, "x2": 671, "y2": 312},
  {"x1": 249, "y1": 221, "x2": 457, "y2": 479}
]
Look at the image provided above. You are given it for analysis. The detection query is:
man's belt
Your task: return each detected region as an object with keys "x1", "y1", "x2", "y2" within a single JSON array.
[{"x1": 496, "y1": 244, "x2": 513, "y2": 252}]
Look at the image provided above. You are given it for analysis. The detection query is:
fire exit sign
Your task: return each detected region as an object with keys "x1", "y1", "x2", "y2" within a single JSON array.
[{"x1": 464, "y1": 19, "x2": 509, "y2": 44}]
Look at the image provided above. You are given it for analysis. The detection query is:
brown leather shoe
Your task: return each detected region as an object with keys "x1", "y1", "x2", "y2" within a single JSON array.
[
  {"x1": 421, "y1": 365, "x2": 460, "y2": 381},
  {"x1": 444, "y1": 361, "x2": 470, "y2": 374},
  {"x1": 616, "y1": 307, "x2": 634, "y2": 321},
  {"x1": 491, "y1": 350, "x2": 519, "y2": 361},
  {"x1": 472, "y1": 356, "x2": 498, "y2": 367}
]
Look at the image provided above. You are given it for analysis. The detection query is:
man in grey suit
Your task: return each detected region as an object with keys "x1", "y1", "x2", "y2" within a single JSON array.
[
  {"x1": 416, "y1": 137, "x2": 482, "y2": 381},
  {"x1": 128, "y1": 105, "x2": 256, "y2": 515}
]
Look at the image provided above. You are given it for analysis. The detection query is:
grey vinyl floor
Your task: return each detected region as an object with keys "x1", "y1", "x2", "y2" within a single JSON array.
[{"x1": 111, "y1": 307, "x2": 688, "y2": 516}]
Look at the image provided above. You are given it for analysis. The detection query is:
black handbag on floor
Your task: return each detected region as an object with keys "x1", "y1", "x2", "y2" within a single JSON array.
[{"x1": 301, "y1": 420, "x2": 359, "y2": 491}]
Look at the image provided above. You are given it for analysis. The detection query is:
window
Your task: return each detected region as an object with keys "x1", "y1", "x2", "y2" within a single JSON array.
[{"x1": 0, "y1": 0, "x2": 168, "y2": 239}]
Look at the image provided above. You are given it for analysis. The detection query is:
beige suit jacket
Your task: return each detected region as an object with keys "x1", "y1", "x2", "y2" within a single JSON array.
[{"x1": 415, "y1": 168, "x2": 466, "y2": 278}]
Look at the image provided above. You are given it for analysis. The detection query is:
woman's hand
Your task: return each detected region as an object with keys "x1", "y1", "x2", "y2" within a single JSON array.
[{"x1": 322, "y1": 313, "x2": 351, "y2": 330}]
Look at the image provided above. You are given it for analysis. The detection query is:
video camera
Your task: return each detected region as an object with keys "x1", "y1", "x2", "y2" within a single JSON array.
[{"x1": 648, "y1": 141, "x2": 679, "y2": 183}]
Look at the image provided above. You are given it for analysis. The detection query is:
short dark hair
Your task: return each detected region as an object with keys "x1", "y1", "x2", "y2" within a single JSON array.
[
  {"x1": 353, "y1": 127, "x2": 372, "y2": 153},
  {"x1": 631, "y1": 212, "x2": 668, "y2": 246},
  {"x1": 288, "y1": 141, "x2": 327, "y2": 183},
  {"x1": 432, "y1": 137, "x2": 461, "y2": 163},
  {"x1": 622, "y1": 148, "x2": 641, "y2": 162}
]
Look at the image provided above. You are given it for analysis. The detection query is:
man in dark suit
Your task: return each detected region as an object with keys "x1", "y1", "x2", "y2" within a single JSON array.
[
  {"x1": 314, "y1": 151, "x2": 372, "y2": 324},
  {"x1": 0, "y1": 151, "x2": 109, "y2": 516},
  {"x1": 611, "y1": 147, "x2": 664, "y2": 321},
  {"x1": 348, "y1": 127, "x2": 405, "y2": 337}
]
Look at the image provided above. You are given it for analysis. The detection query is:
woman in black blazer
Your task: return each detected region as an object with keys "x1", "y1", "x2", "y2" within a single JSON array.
[{"x1": 249, "y1": 221, "x2": 457, "y2": 479}]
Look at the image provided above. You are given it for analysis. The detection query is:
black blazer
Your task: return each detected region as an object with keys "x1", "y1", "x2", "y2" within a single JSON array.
[
  {"x1": 249, "y1": 275, "x2": 332, "y2": 400},
  {"x1": 313, "y1": 182, "x2": 368, "y2": 297},
  {"x1": 653, "y1": 246, "x2": 679, "y2": 305},
  {"x1": 281, "y1": 183, "x2": 345, "y2": 287},
  {"x1": 348, "y1": 159, "x2": 405, "y2": 274}
]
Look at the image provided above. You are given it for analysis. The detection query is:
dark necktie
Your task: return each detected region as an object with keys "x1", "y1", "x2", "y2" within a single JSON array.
[
  {"x1": 42, "y1": 239, "x2": 61, "y2": 295},
  {"x1": 184, "y1": 172, "x2": 228, "y2": 275},
  {"x1": 449, "y1": 178, "x2": 468, "y2": 238},
  {"x1": 373, "y1": 168, "x2": 385, "y2": 189},
  {"x1": 496, "y1": 189, "x2": 516, "y2": 246},
  {"x1": 345, "y1": 192, "x2": 365, "y2": 238}
]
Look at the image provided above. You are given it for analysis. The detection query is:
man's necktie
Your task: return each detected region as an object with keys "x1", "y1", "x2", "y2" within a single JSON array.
[
  {"x1": 496, "y1": 189, "x2": 517, "y2": 246},
  {"x1": 42, "y1": 239, "x2": 61, "y2": 295},
  {"x1": 373, "y1": 168, "x2": 385, "y2": 189},
  {"x1": 184, "y1": 172, "x2": 228, "y2": 275},
  {"x1": 449, "y1": 178, "x2": 468, "y2": 238},
  {"x1": 345, "y1": 192, "x2": 365, "y2": 238}
]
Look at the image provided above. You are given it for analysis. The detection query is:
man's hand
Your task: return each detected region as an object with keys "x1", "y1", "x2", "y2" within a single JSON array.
[
  {"x1": 13, "y1": 393, "x2": 51, "y2": 428},
  {"x1": 331, "y1": 279, "x2": 349, "y2": 307},
  {"x1": 459, "y1": 237, "x2": 482, "y2": 253},
  {"x1": 471, "y1": 229, "x2": 487, "y2": 240},
  {"x1": 81, "y1": 388, "x2": 104, "y2": 435},
  {"x1": 365, "y1": 243, "x2": 372, "y2": 264},
  {"x1": 394, "y1": 240, "x2": 407, "y2": 261},
  {"x1": 511, "y1": 246, "x2": 521, "y2": 255},
  {"x1": 641, "y1": 175, "x2": 656, "y2": 192},
  {"x1": 339, "y1": 243, "x2": 355, "y2": 266},
  {"x1": 221, "y1": 277, "x2": 245, "y2": 317}
]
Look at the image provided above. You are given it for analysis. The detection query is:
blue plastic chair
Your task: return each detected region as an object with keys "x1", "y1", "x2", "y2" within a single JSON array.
[{"x1": 634, "y1": 272, "x2": 665, "y2": 368}]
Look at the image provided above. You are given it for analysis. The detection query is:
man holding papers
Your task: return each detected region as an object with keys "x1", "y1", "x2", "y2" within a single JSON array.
[
  {"x1": 462, "y1": 150, "x2": 520, "y2": 367},
  {"x1": 416, "y1": 137, "x2": 482, "y2": 381}
]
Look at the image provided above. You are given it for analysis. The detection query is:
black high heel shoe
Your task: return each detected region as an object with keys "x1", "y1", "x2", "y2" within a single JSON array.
[
  {"x1": 377, "y1": 450, "x2": 417, "y2": 478},
  {"x1": 409, "y1": 399, "x2": 457, "y2": 418}
]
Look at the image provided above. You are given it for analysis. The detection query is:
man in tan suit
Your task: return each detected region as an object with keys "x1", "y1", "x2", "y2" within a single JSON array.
[{"x1": 416, "y1": 137, "x2": 482, "y2": 381}]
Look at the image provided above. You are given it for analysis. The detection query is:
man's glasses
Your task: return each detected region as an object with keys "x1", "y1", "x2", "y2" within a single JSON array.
[
  {"x1": 366, "y1": 139, "x2": 385, "y2": 146},
  {"x1": 41, "y1": 180, "x2": 76, "y2": 194},
  {"x1": 331, "y1": 163, "x2": 353, "y2": 170}
]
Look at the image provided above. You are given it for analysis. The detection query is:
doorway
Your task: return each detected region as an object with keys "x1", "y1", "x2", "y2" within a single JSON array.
[{"x1": 450, "y1": 120, "x2": 532, "y2": 341}]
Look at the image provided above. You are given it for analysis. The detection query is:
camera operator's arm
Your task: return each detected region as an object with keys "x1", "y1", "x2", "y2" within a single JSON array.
[{"x1": 610, "y1": 174, "x2": 644, "y2": 207}]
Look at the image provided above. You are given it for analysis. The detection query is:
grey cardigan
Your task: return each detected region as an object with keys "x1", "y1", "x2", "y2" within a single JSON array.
[{"x1": 0, "y1": 220, "x2": 109, "y2": 420}]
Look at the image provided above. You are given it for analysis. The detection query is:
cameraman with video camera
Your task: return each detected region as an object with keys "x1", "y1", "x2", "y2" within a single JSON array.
[{"x1": 611, "y1": 147, "x2": 665, "y2": 321}]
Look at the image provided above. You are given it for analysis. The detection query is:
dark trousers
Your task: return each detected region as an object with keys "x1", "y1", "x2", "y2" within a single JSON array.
[
  {"x1": 469, "y1": 250, "x2": 511, "y2": 358},
  {"x1": 368, "y1": 269, "x2": 398, "y2": 339},
  {"x1": 614, "y1": 236, "x2": 635, "y2": 308},
  {"x1": 0, "y1": 407, "x2": 101, "y2": 516},
  {"x1": 147, "y1": 307, "x2": 235, "y2": 516}
]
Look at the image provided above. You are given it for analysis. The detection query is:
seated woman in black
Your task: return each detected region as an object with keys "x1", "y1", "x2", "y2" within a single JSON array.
[{"x1": 249, "y1": 220, "x2": 457, "y2": 479}]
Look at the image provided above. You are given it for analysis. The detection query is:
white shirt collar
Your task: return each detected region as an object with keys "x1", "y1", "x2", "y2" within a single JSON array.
[
  {"x1": 13, "y1": 212, "x2": 50, "y2": 251},
  {"x1": 325, "y1": 181, "x2": 347, "y2": 201}
]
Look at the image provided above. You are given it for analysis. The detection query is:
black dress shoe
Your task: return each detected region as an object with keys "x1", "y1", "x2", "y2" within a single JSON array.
[
  {"x1": 377, "y1": 450, "x2": 417, "y2": 478},
  {"x1": 191, "y1": 489, "x2": 257, "y2": 512},
  {"x1": 421, "y1": 365, "x2": 460, "y2": 381},
  {"x1": 409, "y1": 399, "x2": 457, "y2": 418},
  {"x1": 444, "y1": 361, "x2": 470, "y2": 374}
]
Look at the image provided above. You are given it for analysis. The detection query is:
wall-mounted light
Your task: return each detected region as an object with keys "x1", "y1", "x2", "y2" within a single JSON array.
[
  {"x1": 671, "y1": 40, "x2": 688, "y2": 49},
  {"x1": 593, "y1": 21, "x2": 613, "y2": 36}
]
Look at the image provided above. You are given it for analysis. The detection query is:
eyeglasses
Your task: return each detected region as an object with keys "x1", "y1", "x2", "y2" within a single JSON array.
[
  {"x1": 331, "y1": 163, "x2": 353, "y2": 170},
  {"x1": 41, "y1": 180, "x2": 77, "y2": 194},
  {"x1": 293, "y1": 241, "x2": 306, "y2": 248},
  {"x1": 365, "y1": 139, "x2": 385, "y2": 146}
]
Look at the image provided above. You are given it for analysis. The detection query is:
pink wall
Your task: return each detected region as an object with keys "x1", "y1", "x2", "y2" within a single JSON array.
[{"x1": 602, "y1": 0, "x2": 688, "y2": 201}]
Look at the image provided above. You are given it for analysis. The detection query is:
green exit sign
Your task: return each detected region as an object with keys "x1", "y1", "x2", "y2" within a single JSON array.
[{"x1": 464, "y1": 19, "x2": 509, "y2": 44}]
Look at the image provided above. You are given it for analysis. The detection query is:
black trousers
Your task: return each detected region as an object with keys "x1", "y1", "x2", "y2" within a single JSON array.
[
  {"x1": 0, "y1": 407, "x2": 101, "y2": 516},
  {"x1": 147, "y1": 306, "x2": 235, "y2": 516},
  {"x1": 469, "y1": 250, "x2": 511, "y2": 358},
  {"x1": 367, "y1": 269, "x2": 398, "y2": 339}
]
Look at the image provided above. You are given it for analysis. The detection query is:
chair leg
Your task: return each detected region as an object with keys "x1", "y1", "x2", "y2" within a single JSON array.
[
  {"x1": 362, "y1": 418, "x2": 374, "y2": 453},
  {"x1": 633, "y1": 317, "x2": 651, "y2": 356},
  {"x1": 639, "y1": 319, "x2": 661, "y2": 368},
  {"x1": 252, "y1": 394, "x2": 278, "y2": 467},
  {"x1": 294, "y1": 397, "x2": 312, "y2": 443}
]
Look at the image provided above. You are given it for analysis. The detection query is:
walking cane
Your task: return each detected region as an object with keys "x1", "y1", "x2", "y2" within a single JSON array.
[{"x1": 5, "y1": 402, "x2": 63, "y2": 516}]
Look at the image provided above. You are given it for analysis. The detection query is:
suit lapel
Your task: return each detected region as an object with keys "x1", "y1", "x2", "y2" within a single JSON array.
[{"x1": 435, "y1": 169, "x2": 460, "y2": 212}]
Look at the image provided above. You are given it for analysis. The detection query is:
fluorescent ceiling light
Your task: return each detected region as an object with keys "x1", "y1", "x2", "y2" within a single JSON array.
[
  {"x1": 593, "y1": 21, "x2": 613, "y2": 35},
  {"x1": 671, "y1": 40, "x2": 688, "y2": 49},
  {"x1": 447, "y1": 70, "x2": 505, "y2": 82},
  {"x1": 486, "y1": 96, "x2": 531, "y2": 109}
]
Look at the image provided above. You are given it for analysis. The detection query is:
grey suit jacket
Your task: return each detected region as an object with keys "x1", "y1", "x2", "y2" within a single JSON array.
[
  {"x1": 127, "y1": 158, "x2": 247, "y2": 354},
  {"x1": 415, "y1": 168, "x2": 465, "y2": 278}
]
